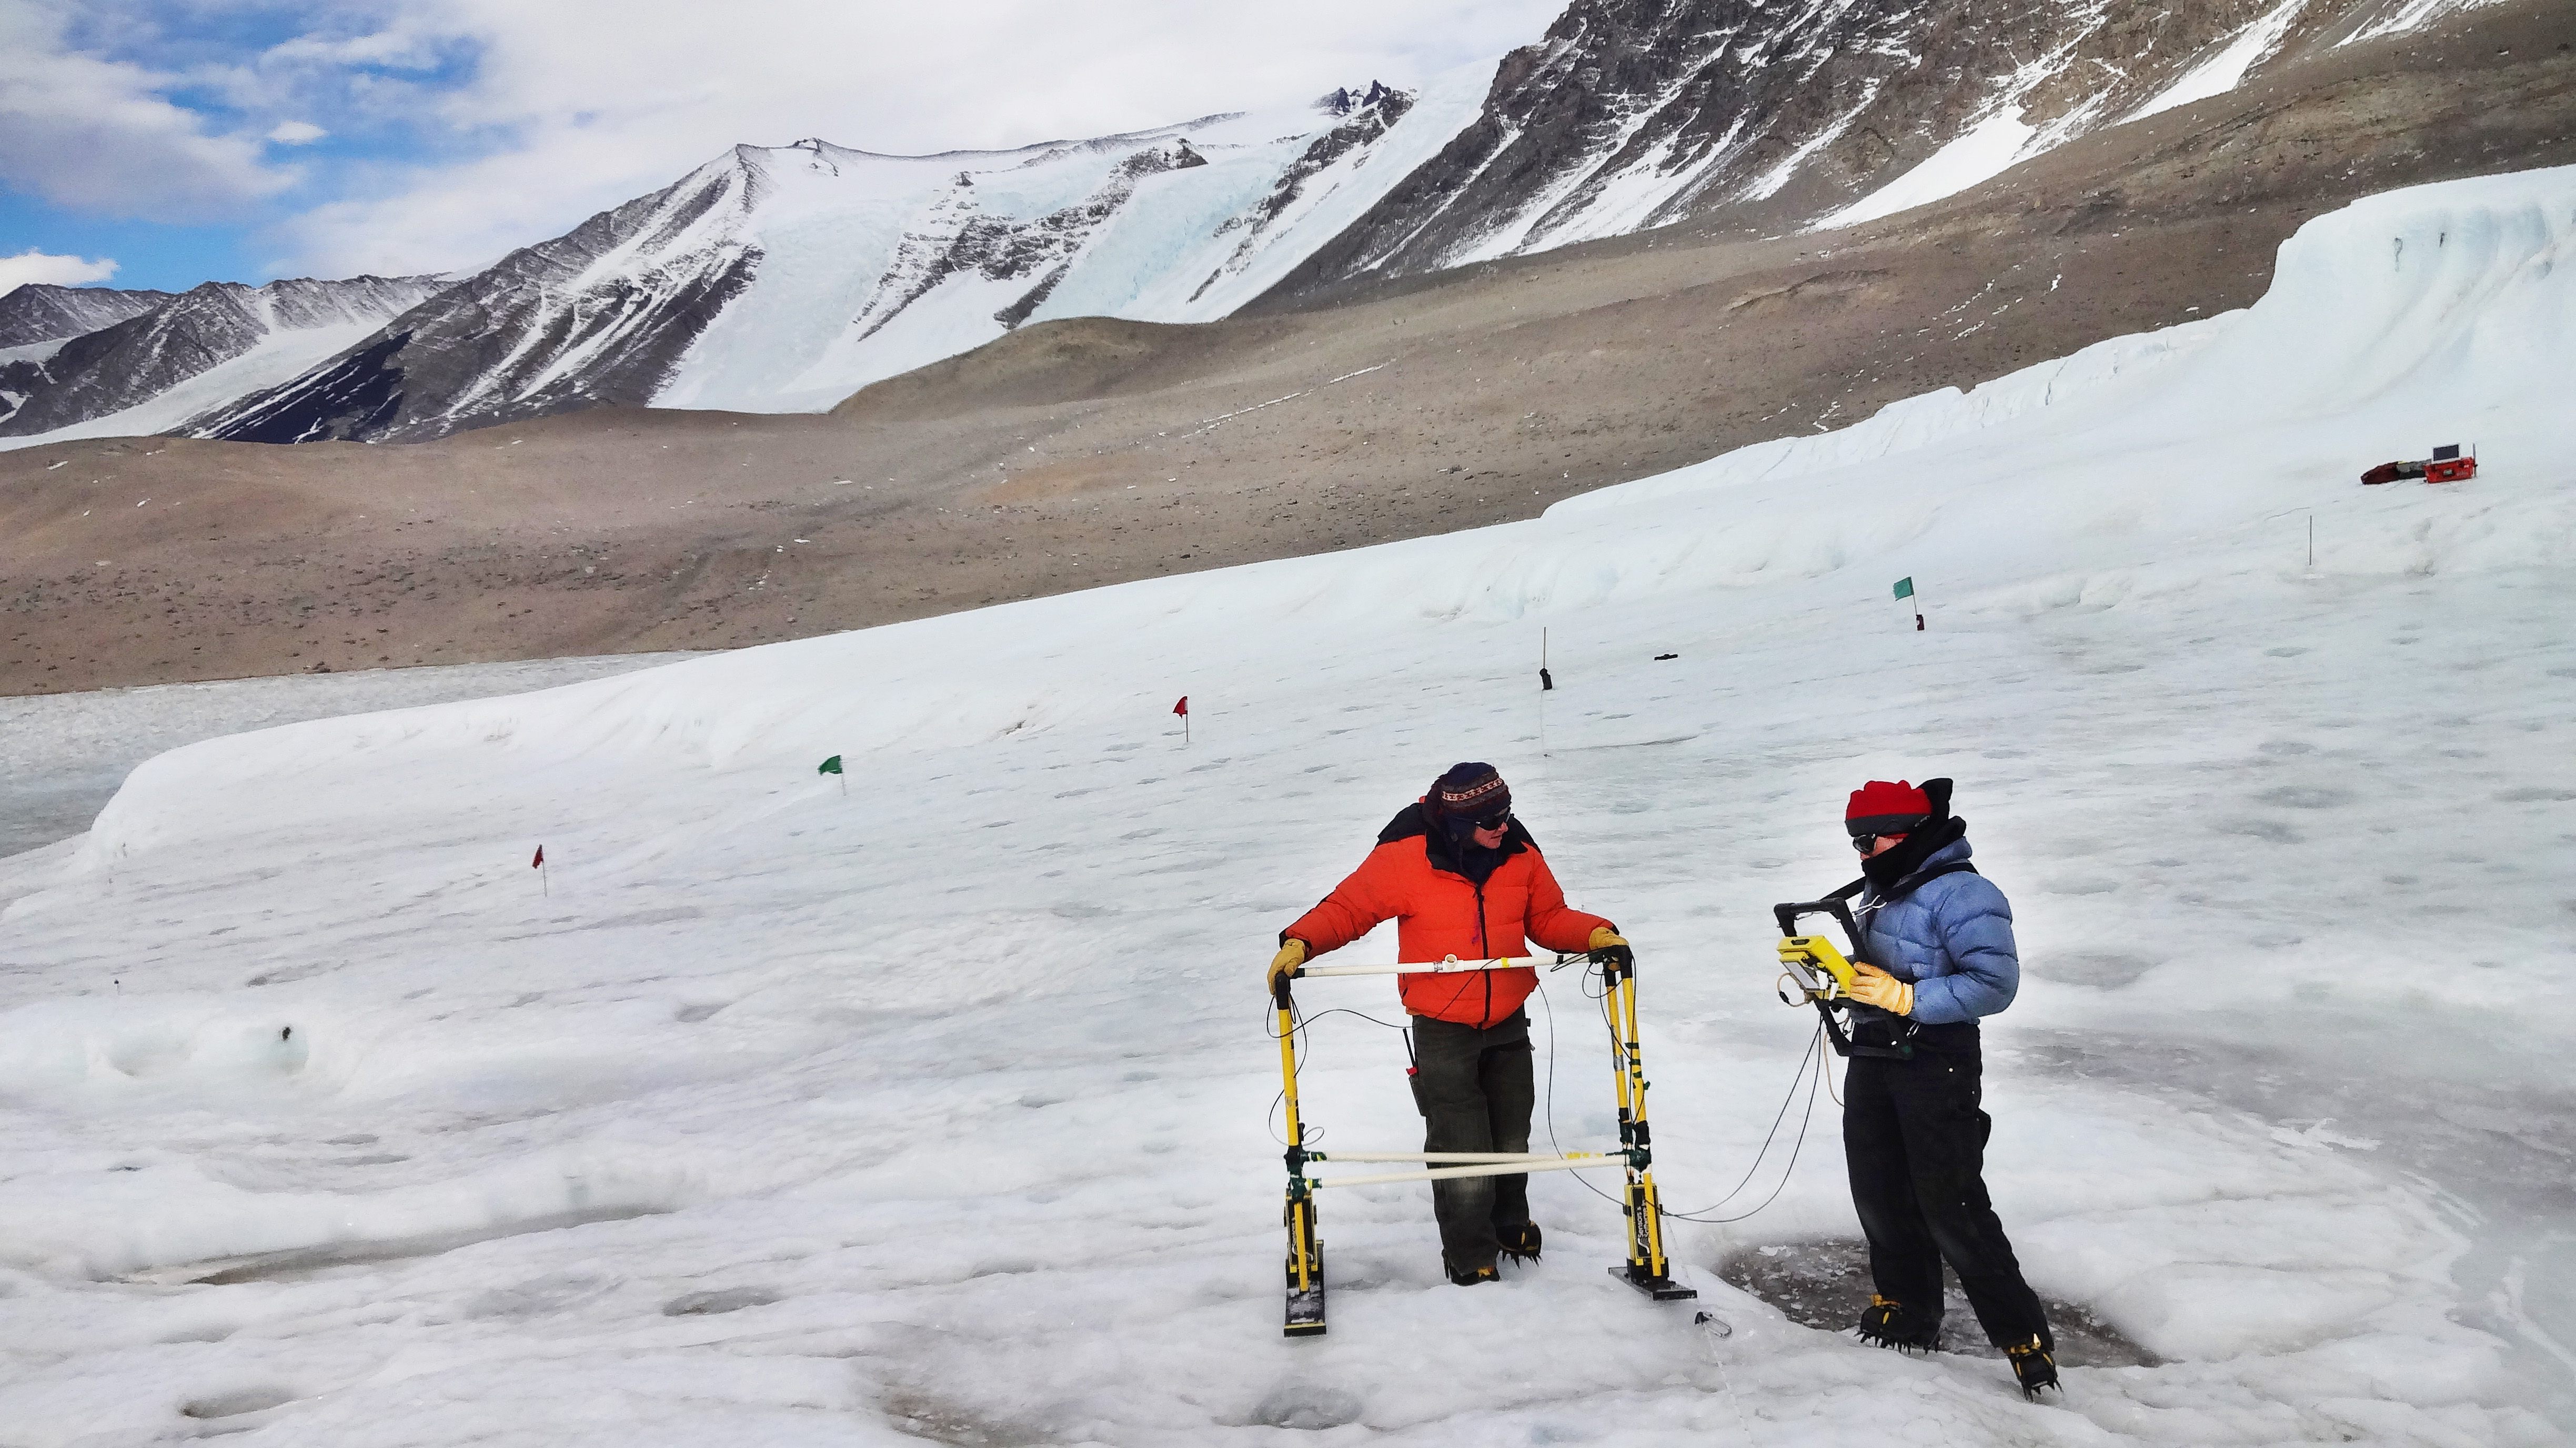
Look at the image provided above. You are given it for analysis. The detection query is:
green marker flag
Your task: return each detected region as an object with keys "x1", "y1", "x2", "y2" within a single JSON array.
[
  {"x1": 1892, "y1": 577, "x2": 1915, "y2": 601},
  {"x1": 818, "y1": 755, "x2": 843, "y2": 775}
]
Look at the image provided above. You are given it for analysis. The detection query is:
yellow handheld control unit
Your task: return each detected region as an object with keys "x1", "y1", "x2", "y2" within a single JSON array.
[
  {"x1": 1778, "y1": 933, "x2": 1858, "y2": 1000},
  {"x1": 1774, "y1": 896, "x2": 1917, "y2": 1061}
]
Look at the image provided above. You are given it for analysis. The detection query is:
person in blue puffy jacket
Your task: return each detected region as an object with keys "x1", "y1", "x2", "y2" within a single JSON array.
[{"x1": 1834, "y1": 777, "x2": 2058, "y2": 1401}]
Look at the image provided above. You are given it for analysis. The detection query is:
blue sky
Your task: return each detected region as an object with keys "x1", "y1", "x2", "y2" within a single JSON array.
[
  {"x1": 1, "y1": 1, "x2": 488, "y2": 289},
  {"x1": 2, "y1": 0, "x2": 1559, "y2": 297}
]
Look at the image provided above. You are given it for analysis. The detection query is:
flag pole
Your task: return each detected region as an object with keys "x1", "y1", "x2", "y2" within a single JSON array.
[{"x1": 1894, "y1": 576, "x2": 1924, "y2": 631}]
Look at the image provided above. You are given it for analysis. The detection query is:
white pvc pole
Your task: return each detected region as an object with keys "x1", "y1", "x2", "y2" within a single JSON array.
[
  {"x1": 1306, "y1": 1157, "x2": 1625, "y2": 1190},
  {"x1": 1312, "y1": 1151, "x2": 1606, "y2": 1164},
  {"x1": 1297, "y1": 954, "x2": 1552, "y2": 979}
]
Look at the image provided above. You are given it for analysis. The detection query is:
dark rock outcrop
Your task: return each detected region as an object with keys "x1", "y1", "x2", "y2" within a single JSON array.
[
  {"x1": 0, "y1": 284, "x2": 175, "y2": 349},
  {"x1": 0, "y1": 276, "x2": 440, "y2": 437},
  {"x1": 195, "y1": 158, "x2": 768, "y2": 444}
]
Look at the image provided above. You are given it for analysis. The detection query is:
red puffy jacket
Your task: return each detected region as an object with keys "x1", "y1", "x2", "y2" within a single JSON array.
[{"x1": 1284, "y1": 803, "x2": 1611, "y2": 1028}]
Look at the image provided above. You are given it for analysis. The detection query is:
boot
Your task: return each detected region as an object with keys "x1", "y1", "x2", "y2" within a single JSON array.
[
  {"x1": 1444, "y1": 1254, "x2": 1498, "y2": 1286},
  {"x1": 1498, "y1": 1221, "x2": 1542, "y2": 1265},
  {"x1": 2007, "y1": 1335, "x2": 2059, "y2": 1399},
  {"x1": 1855, "y1": 1294, "x2": 1941, "y2": 1353}
]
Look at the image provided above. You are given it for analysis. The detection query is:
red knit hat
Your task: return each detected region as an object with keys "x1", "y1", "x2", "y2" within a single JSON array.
[{"x1": 1846, "y1": 780, "x2": 1931, "y2": 838}]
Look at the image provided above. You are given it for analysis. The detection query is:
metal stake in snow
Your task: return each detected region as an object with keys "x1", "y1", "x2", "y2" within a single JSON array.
[
  {"x1": 1538, "y1": 628, "x2": 1553, "y2": 757},
  {"x1": 2270, "y1": 508, "x2": 2319, "y2": 575},
  {"x1": 532, "y1": 843, "x2": 548, "y2": 897},
  {"x1": 1895, "y1": 576, "x2": 1925, "y2": 631}
]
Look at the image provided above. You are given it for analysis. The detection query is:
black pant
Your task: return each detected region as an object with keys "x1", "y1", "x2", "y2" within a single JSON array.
[
  {"x1": 1843, "y1": 1035, "x2": 2051, "y2": 1350},
  {"x1": 1411, "y1": 1011, "x2": 1536, "y2": 1271}
]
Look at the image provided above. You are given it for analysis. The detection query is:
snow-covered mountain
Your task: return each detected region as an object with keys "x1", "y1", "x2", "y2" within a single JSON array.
[
  {"x1": 0, "y1": 285, "x2": 175, "y2": 428},
  {"x1": 190, "y1": 82, "x2": 1474, "y2": 444},
  {"x1": 3, "y1": 165, "x2": 2569, "y2": 1442},
  {"x1": 1272, "y1": 0, "x2": 2515, "y2": 294},
  {"x1": 0, "y1": 283, "x2": 174, "y2": 350},
  {"x1": 0, "y1": 276, "x2": 442, "y2": 443},
  {"x1": 0, "y1": 0, "x2": 2519, "y2": 451}
]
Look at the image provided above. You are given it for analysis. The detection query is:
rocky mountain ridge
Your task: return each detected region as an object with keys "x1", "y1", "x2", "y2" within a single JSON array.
[
  {"x1": 0, "y1": 0, "x2": 2528, "y2": 451},
  {"x1": 1266, "y1": 0, "x2": 2518, "y2": 298},
  {"x1": 186, "y1": 86, "x2": 1441, "y2": 446},
  {"x1": 0, "y1": 284, "x2": 175, "y2": 350},
  {"x1": 0, "y1": 276, "x2": 442, "y2": 439}
]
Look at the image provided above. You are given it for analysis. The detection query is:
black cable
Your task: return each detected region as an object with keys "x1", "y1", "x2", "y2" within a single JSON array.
[
  {"x1": 1275, "y1": 950, "x2": 1836, "y2": 1226},
  {"x1": 1657, "y1": 1023, "x2": 1821, "y2": 1217},
  {"x1": 1658, "y1": 1023, "x2": 1827, "y2": 1225},
  {"x1": 1263, "y1": 995, "x2": 1412, "y2": 1146},
  {"x1": 1274, "y1": 1005, "x2": 1412, "y2": 1037},
  {"x1": 1536, "y1": 969, "x2": 1626, "y2": 1208}
]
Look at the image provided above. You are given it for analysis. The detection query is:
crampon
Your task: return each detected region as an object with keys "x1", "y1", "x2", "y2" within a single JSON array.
[{"x1": 1854, "y1": 1295, "x2": 1942, "y2": 1353}]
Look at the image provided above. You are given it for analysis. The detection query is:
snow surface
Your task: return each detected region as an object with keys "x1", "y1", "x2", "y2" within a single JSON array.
[
  {"x1": 1, "y1": 653, "x2": 702, "y2": 861},
  {"x1": 3, "y1": 167, "x2": 2574, "y2": 1444}
]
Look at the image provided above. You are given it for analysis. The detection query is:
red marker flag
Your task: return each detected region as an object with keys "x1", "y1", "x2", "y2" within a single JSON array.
[
  {"x1": 1172, "y1": 696, "x2": 1188, "y2": 717},
  {"x1": 531, "y1": 845, "x2": 545, "y2": 869}
]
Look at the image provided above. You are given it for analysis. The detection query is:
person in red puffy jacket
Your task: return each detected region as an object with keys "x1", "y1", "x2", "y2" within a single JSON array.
[{"x1": 1270, "y1": 762, "x2": 1626, "y2": 1284}]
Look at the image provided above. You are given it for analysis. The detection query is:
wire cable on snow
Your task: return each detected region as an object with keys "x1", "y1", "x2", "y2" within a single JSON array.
[
  {"x1": 1536, "y1": 969, "x2": 1628, "y2": 1210},
  {"x1": 1263, "y1": 997, "x2": 1413, "y2": 1147},
  {"x1": 1658, "y1": 1023, "x2": 1828, "y2": 1225}
]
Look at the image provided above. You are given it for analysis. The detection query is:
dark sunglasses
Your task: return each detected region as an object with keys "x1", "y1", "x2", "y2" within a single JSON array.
[{"x1": 1473, "y1": 812, "x2": 1513, "y2": 832}]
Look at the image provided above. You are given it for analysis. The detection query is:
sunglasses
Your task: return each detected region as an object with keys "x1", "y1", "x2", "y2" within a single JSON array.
[{"x1": 1472, "y1": 812, "x2": 1513, "y2": 832}]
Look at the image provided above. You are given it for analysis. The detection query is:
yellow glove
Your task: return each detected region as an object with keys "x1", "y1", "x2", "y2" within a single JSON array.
[
  {"x1": 1846, "y1": 962, "x2": 1914, "y2": 1016},
  {"x1": 1589, "y1": 926, "x2": 1628, "y2": 951},
  {"x1": 1267, "y1": 939, "x2": 1308, "y2": 993}
]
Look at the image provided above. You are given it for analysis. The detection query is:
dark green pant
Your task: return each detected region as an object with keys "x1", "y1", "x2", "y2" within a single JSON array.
[{"x1": 1411, "y1": 1010, "x2": 1536, "y2": 1271}]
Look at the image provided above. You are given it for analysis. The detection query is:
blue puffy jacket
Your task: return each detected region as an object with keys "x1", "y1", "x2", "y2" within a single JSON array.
[{"x1": 1853, "y1": 836, "x2": 2019, "y2": 1026}]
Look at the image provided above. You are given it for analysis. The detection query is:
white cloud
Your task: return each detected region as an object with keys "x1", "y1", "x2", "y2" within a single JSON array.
[
  {"x1": 0, "y1": 2, "x2": 299, "y2": 219},
  {"x1": 267, "y1": 120, "x2": 329, "y2": 145},
  {"x1": 0, "y1": 249, "x2": 120, "y2": 296},
  {"x1": 264, "y1": 0, "x2": 1561, "y2": 277}
]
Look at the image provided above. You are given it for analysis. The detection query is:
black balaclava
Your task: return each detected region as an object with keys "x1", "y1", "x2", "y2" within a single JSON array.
[{"x1": 1861, "y1": 777, "x2": 1964, "y2": 892}]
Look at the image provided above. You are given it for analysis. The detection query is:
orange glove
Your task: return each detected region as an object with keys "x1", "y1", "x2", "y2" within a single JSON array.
[
  {"x1": 1588, "y1": 926, "x2": 1628, "y2": 951},
  {"x1": 1846, "y1": 962, "x2": 1914, "y2": 1016}
]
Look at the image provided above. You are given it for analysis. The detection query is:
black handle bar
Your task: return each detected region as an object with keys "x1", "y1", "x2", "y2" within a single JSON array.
[{"x1": 1773, "y1": 899, "x2": 1860, "y2": 952}]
